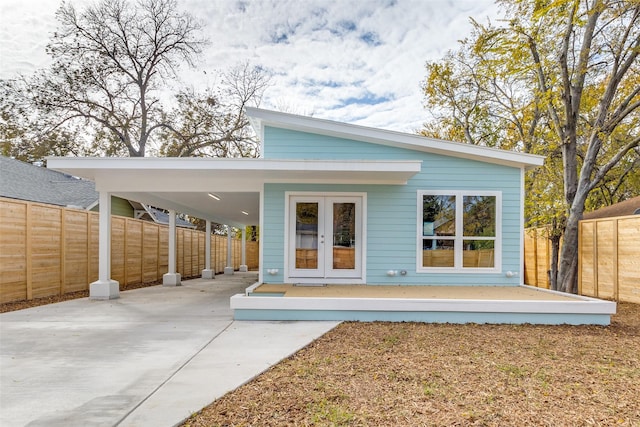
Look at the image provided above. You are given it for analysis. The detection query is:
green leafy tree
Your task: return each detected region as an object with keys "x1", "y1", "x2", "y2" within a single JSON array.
[{"x1": 422, "y1": 0, "x2": 640, "y2": 292}]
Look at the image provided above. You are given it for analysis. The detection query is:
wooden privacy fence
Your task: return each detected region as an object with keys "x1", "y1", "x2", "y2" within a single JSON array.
[
  {"x1": 0, "y1": 197, "x2": 259, "y2": 303},
  {"x1": 523, "y1": 227, "x2": 555, "y2": 290},
  {"x1": 524, "y1": 215, "x2": 640, "y2": 304}
]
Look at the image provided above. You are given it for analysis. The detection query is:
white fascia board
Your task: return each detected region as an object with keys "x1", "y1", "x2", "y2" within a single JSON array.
[
  {"x1": 245, "y1": 107, "x2": 545, "y2": 170},
  {"x1": 47, "y1": 157, "x2": 421, "y2": 191}
]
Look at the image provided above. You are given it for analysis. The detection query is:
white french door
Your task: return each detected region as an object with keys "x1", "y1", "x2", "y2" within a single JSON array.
[{"x1": 287, "y1": 194, "x2": 363, "y2": 282}]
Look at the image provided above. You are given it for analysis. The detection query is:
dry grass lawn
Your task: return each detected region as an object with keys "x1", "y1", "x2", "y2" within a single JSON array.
[{"x1": 183, "y1": 302, "x2": 640, "y2": 427}]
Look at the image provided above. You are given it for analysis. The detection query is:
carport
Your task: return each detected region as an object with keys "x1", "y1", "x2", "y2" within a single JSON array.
[{"x1": 46, "y1": 157, "x2": 417, "y2": 300}]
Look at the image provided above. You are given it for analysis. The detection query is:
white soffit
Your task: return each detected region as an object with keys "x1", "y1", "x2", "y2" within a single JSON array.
[{"x1": 246, "y1": 107, "x2": 545, "y2": 170}]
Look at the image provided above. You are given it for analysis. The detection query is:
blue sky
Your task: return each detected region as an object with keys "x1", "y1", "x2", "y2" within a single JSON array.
[{"x1": 0, "y1": 0, "x2": 500, "y2": 132}]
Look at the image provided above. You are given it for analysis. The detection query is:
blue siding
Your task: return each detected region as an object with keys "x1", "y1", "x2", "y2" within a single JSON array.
[
  {"x1": 235, "y1": 309, "x2": 611, "y2": 325},
  {"x1": 262, "y1": 126, "x2": 523, "y2": 286}
]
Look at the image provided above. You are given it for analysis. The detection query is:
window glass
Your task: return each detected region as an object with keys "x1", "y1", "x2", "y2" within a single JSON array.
[
  {"x1": 422, "y1": 195, "x2": 455, "y2": 236},
  {"x1": 419, "y1": 192, "x2": 498, "y2": 271},
  {"x1": 463, "y1": 196, "x2": 496, "y2": 237},
  {"x1": 463, "y1": 240, "x2": 495, "y2": 268},
  {"x1": 422, "y1": 239, "x2": 455, "y2": 267}
]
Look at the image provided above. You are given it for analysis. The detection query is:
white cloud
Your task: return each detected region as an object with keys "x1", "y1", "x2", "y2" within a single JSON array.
[{"x1": 0, "y1": 0, "x2": 500, "y2": 132}]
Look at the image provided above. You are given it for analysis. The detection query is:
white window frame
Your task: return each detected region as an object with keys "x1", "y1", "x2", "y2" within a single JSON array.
[{"x1": 416, "y1": 190, "x2": 502, "y2": 274}]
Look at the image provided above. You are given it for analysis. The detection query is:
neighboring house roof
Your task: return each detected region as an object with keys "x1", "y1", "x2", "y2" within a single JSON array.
[
  {"x1": 0, "y1": 155, "x2": 98, "y2": 209},
  {"x1": 582, "y1": 196, "x2": 640, "y2": 220},
  {"x1": 131, "y1": 202, "x2": 196, "y2": 228},
  {"x1": 245, "y1": 107, "x2": 545, "y2": 171},
  {"x1": 0, "y1": 156, "x2": 194, "y2": 228}
]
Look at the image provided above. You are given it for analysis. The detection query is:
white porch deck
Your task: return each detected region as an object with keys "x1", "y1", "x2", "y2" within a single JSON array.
[{"x1": 230, "y1": 284, "x2": 616, "y2": 325}]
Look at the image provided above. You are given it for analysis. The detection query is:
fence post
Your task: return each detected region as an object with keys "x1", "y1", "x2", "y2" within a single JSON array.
[
  {"x1": 613, "y1": 219, "x2": 619, "y2": 301},
  {"x1": 25, "y1": 202, "x2": 32, "y2": 300},
  {"x1": 593, "y1": 221, "x2": 599, "y2": 299},
  {"x1": 60, "y1": 208, "x2": 66, "y2": 296}
]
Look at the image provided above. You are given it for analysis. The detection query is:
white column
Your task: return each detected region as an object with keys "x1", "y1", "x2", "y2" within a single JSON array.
[
  {"x1": 202, "y1": 220, "x2": 214, "y2": 279},
  {"x1": 89, "y1": 192, "x2": 119, "y2": 300},
  {"x1": 239, "y1": 227, "x2": 248, "y2": 272},
  {"x1": 163, "y1": 209, "x2": 181, "y2": 286},
  {"x1": 224, "y1": 225, "x2": 234, "y2": 275}
]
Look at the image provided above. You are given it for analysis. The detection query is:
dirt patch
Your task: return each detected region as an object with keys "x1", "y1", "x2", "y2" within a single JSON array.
[
  {"x1": 0, "y1": 281, "x2": 161, "y2": 313},
  {"x1": 183, "y1": 302, "x2": 640, "y2": 426}
]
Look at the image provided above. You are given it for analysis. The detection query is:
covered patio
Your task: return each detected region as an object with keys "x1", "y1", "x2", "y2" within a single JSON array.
[{"x1": 46, "y1": 156, "x2": 419, "y2": 299}]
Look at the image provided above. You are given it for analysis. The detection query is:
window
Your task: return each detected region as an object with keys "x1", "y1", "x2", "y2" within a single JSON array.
[{"x1": 418, "y1": 191, "x2": 500, "y2": 272}]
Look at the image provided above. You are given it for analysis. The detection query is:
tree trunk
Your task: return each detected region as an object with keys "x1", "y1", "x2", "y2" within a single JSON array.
[
  {"x1": 557, "y1": 218, "x2": 579, "y2": 293},
  {"x1": 557, "y1": 189, "x2": 588, "y2": 293},
  {"x1": 549, "y1": 235, "x2": 561, "y2": 291}
]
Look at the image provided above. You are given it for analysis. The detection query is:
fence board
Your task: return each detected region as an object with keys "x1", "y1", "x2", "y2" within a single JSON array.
[
  {"x1": 143, "y1": 222, "x2": 159, "y2": 283},
  {"x1": 0, "y1": 197, "x2": 259, "y2": 303},
  {"x1": 0, "y1": 200, "x2": 27, "y2": 302},
  {"x1": 617, "y1": 217, "x2": 640, "y2": 304},
  {"x1": 30, "y1": 205, "x2": 62, "y2": 299},
  {"x1": 580, "y1": 222, "x2": 596, "y2": 297},
  {"x1": 526, "y1": 215, "x2": 640, "y2": 303},
  {"x1": 596, "y1": 221, "x2": 615, "y2": 300},
  {"x1": 126, "y1": 219, "x2": 143, "y2": 285},
  {"x1": 64, "y1": 210, "x2": 90, "y2": 292}
]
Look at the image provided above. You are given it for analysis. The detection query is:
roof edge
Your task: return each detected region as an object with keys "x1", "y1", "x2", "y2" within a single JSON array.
[{"x1": 245, "y1": 107, "x2": 545, "y2": 170}]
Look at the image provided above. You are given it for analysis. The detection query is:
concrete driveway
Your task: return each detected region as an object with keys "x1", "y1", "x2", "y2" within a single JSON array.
[{"x1": 0, "y1": 273, "x2": 339, "y2": 426}]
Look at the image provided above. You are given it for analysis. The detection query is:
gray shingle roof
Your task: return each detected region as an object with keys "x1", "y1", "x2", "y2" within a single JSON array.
[
  {"x1": 582, "y1": 196, "x2": 640, "y2": 220},
  {"x1": 0, "y1": 156, "x2": 98, "y2": 208},
  {"x1": 145, "y1": 206, "x2": 196, "y2": 228}
]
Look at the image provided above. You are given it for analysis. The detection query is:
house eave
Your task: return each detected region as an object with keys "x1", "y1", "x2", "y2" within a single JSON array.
[
  {"x1": 246, "y1": 107, "x2": 545, "y2": 171},
  {"x1": 46, "y1": 157, "x2": 421, "y2": 226},
  {"x1": 46, "y1": 157, "x2": 422, "y2": 191}
]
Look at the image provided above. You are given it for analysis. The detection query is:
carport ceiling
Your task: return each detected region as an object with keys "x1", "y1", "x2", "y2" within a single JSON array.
[
  {"x1": 117, "y1": 191, "x2": 260, "y2": 227},
  {"x1": 46, "y1": 157, "x2": 422, "y2": 228}
]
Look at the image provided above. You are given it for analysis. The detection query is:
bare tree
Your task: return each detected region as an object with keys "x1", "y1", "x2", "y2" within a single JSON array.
[
  {"x1": 160, "y1": 62, "x2": 271, "y2": 158},
  {"x1": 26, "y1": 0, "x2": 205, "y2": 157}
]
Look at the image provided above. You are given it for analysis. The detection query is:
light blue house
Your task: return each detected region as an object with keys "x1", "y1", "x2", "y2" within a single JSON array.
[
  {"x1": 252, "y1": 109, "x2": 530, "y2": 287},
  {"x1": 48, "y1": 108, "x2": 616, "y2": 324}
]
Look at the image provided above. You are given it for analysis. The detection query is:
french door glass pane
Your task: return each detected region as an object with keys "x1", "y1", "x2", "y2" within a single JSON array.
[
  {"x1": 332, "y1": 202, "x2": 355, "y2": 269},
  {"x1": 295, "y1": 202, "x2": 318, "y2": 269}
]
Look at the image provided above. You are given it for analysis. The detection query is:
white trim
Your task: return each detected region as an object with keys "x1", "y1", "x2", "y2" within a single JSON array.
[
  {"x1": 258, "y1": 188, "x2": 265, "y2": 284},
  {"x1": 519, "y1": 167, "x2": 525, "y2": 285},
  {"x1": 231, "y1": 286, "x2": 616, "y2": 314},
  {"x1": 46, "y1": 157, "x2": 421, "y2": 189},
  {"x1": 245, "y1": 107, "x2": 545, "y2": 170},
  {"x1": 284, "y1": 191, "x2": 367, "y2": 285},
  {"x1": 416, "y1": 190, "x2": 502, "y2": 274}
]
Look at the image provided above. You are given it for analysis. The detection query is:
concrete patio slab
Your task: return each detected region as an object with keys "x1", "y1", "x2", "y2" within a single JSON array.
[{"x1": 0, "y1": 273, "x2": 339, "y2": 427}]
